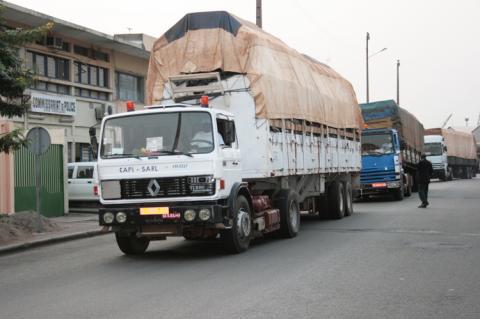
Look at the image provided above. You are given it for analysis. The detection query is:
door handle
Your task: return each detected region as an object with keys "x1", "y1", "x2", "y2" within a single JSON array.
[
  {"x1": 87, "y1": 181, "x2": 92, "y2": 184},
  {"x1": 68, "y1": 181, "x2": 71, "y2": 184},
  {"x1": 232, "y1": 161, "x2": 239, "y2": 166}
]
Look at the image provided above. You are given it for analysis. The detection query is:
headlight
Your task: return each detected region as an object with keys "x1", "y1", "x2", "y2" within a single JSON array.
[
  {"x1": 198, "y1": 208, "x2": 211, "y2": 221},
  {"x1": 116, "y1": 212, "x2": 127, "y2": 223},
  {"x1": 184, "y1": 209, "x2": 196, "y2": 222},
  {"x1": 103, "y1": 212, "x2": 114, "y2": 224},
  {"x1": 101, "y1": 180, "x2": 121, "y2": 199}
]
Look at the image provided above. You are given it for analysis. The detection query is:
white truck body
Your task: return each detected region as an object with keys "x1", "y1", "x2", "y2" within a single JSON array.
[
  {"x1": 424, "y1": 135, "x2": 449, "y2": 180},
  {"x1": 95, "y1": 73, "x2": 361, "y2": 253}
]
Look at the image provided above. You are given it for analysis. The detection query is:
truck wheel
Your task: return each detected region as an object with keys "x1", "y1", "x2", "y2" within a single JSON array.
[
  {"x1": 327, "y1": 181, "x2": 345, "y2": 219},
  {"x1": 343, "y1": 181, "x2": 354, "y2": 217},
  {"x1": 274, "y1": 190, "x2": 300, "y2": 238},
  {"x1": 221, "y1": 195, "x2": 252, "y2": 253},
  {"x1": 393, "y1": 182, "x2": 404, "y2": 201},
  {"x1": 315, "y1": 194, "x2": 329, "y2": 219},
  {"x1": 115, "y1": 232, "x2": 150, "y2": 255}
]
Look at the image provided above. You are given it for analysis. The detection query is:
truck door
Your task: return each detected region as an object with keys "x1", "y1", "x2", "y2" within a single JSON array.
[{"x1": 217, "y1": 117, "x2": 242, "y2": 190}]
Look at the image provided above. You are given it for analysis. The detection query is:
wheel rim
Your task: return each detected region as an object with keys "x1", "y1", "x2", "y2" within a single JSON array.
[
  {"x1": 289, "y1": 200, "x2": 299, "y2": 232},
  {"x1": 237, "y1": 208, "x2": 251, "y2": 239}
]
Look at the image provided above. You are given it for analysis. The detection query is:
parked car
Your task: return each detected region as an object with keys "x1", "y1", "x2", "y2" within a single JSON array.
[{"x1": 68, "y1": 162, "x2": 100, "y2": 208}]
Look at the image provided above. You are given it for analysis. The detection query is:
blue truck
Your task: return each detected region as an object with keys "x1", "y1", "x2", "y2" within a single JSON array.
[{"x1": 359, "y1": 100, "x2": 425, "y2": 200}]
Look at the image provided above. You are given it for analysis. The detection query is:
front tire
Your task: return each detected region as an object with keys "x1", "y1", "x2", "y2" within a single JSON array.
[
  {"x1": 393, "y1": 182, "x2": 404, "y2": 201},
  {"x1": 221, "y1": 195, "x2": 252, "y2": 254},
  {"x1": 274, "y1": 190, "x2": 300, "y2": 238},
  {"x1": 115, "y1": 232, "x2": 150, "y2": 255}
]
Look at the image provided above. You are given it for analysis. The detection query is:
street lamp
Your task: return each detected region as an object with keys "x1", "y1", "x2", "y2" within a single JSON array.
[
  {"x1": 365, "y1": 32, "x2": 387, "y2": 103},
  {"x1": 396, "y1": 59, "x2": 400, "y2": 106}
]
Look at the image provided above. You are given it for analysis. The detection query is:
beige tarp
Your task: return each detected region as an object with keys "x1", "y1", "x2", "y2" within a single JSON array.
[
  {"x1": 425, "y1": 128, "x2": 477, "y2": 160},
  {"x1": 146, "y1": 12, "x2": 363, "y2": 130}
]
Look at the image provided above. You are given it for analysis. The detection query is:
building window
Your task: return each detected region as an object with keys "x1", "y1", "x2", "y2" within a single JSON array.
[
  {"x1": 73, "y1": 45, "x2": 89, "y2": 57},
  {"x1": 35, "y1": 36, "x2": 70, "y2": 52},
  {"x1": 26, "y1": 51, "x2": 69, "y2": 80},
  {"x1": 115, "y1": 72, "x2": 144, "y2": 103},
  {"x1": 74, "y1": 87, "x2": 108, "y2": 101},
  {"x1": 75, "y1": 143, "x2": 94, "y2": 162},
  {"x1": 74, "y1": 62, "x2": 109, "y2": 88},
  {"x1": 32, "y1": 80, "x2": 70, "y2": 95}
]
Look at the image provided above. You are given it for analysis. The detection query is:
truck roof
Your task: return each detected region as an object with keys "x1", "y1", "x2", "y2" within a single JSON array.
[{"x1": 103, "y1": 104, "x2": 234, "y2": 122}]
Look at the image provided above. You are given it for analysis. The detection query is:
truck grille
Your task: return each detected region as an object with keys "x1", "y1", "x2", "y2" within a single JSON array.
[
  {"x1": 120, "y1": 176, "x2": 215, "y2": 199},
  {"x1": 361, "y1": 168, "x2": 396, "y2": 184}
]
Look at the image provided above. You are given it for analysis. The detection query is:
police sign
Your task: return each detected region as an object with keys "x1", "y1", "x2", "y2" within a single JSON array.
[{"x1": 31, "y1": 91, "x2": 76, "y2": 116}]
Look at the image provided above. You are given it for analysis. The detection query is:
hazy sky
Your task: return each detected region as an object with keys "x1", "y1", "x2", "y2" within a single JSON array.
[{"x1": 7, "y1": 0, "x2": 480, "y2": 128}]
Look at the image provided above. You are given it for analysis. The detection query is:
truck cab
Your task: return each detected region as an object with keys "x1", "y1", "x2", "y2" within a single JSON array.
[
  {"x1": 424, "y1": 135, "x2": 450, "y2": 180},
  {"x1": 360, "y1": 128, "x2": 407, "y2": 199}
]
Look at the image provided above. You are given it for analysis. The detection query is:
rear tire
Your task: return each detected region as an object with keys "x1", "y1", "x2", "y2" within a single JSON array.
[
  {"x1": 221, "y1": 195, "x2": 252, "y2": 254},
  {"x1": 343, "y1": 181, "x2": 354, "y2": 217},
  {"x1": 328, "y1": 181, "x2": 345, "y2": 220},
  {"x1": 274, "y1": 190, "x2": 300, "y2": 238},
  {"x1": 115, "y1": 232, "x2": 150, "y2": 255}
]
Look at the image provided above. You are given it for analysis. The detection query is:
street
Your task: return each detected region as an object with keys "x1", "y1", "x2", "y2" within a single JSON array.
[{"x1": 1, "y1": 178, "x2": 480, "y2": 319}]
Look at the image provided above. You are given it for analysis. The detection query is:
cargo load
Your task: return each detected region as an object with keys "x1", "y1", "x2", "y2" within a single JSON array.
[
  {"x1": 146, "y1": 11, "x2": 363, "y2": 131},
  {"x1": 360, "y1": 100, "x2": 424, "y2": 153},
  {"x1": 425, "y1": 128, "x2": 476, "y2": 160}
]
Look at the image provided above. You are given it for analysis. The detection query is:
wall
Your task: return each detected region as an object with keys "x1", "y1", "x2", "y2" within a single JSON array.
[{"x1": 0, "y1": 121, "x2": 15, "y2": 214}]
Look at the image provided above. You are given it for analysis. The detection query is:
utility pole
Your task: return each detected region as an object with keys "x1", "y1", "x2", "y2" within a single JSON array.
[
  {"x1": 256, "y1": 0, "x2": 262, "y2": 28},
  {"x1": 366, "y1": 32, "x2": 370, "y2": 103},
  {"x1": 396, "y1": 59, "x2": 400, "y2": 106}
]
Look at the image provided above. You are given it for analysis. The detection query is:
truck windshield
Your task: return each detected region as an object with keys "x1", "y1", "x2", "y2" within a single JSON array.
[
  {"x1": 361, "y1": 133, "x2": 394, "y2": 156},
  {"x1": 424, "y1": 143, "x2": 442, "y2": 156},
  {"x1": 100, "y1": 111, "x2": 214, "y2": 158}
]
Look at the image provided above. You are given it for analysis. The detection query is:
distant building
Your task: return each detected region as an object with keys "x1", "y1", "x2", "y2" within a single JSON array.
[{"x1": 0, "y1": 1, "x2": 155, "y2": 215}]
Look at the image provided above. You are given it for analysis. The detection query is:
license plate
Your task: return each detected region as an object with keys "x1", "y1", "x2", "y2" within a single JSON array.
[
  {"x1": 140, "y1": 207, "x2": 169, "y2": 215},
  {"x1": 372, "y1": 182, "x2": 387, "y2": 188}
]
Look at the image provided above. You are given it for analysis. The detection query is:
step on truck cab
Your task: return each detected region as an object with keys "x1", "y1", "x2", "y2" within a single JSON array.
[
  {"x1": 359, "y1": 100, "x2": 425, "y2": 200},
  {"x1": 93, "y1": 11, "x2": 363, "y2": 254}
]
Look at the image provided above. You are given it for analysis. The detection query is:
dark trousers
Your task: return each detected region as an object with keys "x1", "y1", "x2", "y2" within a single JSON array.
[{"x1": 418, "y1": 183, "x2": 429, "y2": 205}]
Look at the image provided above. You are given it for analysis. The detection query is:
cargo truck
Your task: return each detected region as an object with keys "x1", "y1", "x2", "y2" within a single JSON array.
[
  {"x1": 359, "y1": 100, "x2": 424, "y2": 200},
  {"x1": 92, "y1": 11, "x2": 363, "y2": 254},
  {"x1": 424, "y1": 128, "x2": 477, "y2": 180}
]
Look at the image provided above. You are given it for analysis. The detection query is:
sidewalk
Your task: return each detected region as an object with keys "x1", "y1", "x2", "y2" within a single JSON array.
[{"x1": 0, "y1": 213, "x2": 109, "y2": 255}]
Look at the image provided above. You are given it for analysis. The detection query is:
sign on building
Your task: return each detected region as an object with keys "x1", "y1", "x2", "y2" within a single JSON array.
[{"x1": 31, "y1": 91, "x2": 76, "y2": 116}]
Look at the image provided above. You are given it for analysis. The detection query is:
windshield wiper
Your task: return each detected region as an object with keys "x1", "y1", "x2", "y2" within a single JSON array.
[
  {"x1": 103, "y1": 154, "x2": 141, "y2": 160},
  {"x1": 155, "y1": 150, "x2": 193, "y2": 157}
]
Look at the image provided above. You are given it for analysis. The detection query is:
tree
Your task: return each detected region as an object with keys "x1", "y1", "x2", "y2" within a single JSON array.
[{"x1": 0, "y1": 5, "x2": 52, "y2": 153}]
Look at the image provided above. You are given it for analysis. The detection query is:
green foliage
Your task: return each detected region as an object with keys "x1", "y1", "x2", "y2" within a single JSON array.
[{"x1": 0, "y1": 5, "x2": 52, "y2": 153}]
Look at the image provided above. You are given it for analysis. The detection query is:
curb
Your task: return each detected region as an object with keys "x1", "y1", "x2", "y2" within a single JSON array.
[{"x1": 0, "y1": 228, "x2": 110, "y2": 256}]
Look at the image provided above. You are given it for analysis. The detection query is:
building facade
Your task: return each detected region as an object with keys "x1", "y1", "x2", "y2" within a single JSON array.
[{"x1": 0, "y1": 1, "x2": 154, "y2": 214}]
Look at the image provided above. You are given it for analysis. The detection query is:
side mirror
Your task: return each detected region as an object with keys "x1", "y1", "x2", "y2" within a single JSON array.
[{"x1": 223, "y1": 121, "x2": 236, "y2": 145}]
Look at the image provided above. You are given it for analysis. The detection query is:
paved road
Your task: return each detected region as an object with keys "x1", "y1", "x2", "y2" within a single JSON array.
[{"x1": 1, "y1": 178, "x2": 480, "y2": 319}]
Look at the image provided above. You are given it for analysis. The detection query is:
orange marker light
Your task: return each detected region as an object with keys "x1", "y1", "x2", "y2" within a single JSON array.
[
  {"x1": 220, "y1": 179, "x2": 225, "y2": 190},
  {"x1": 126, "y1": 100, "x2": 135, "y2": 112},
  {"x1": 200, "y1": 95, "x2": 209, "y2": 107}
]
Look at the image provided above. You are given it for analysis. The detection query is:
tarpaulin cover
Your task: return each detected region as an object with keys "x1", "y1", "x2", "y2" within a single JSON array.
[
  {"x1": 425, "y1": 128, "x2": 477, "y2": 160},
  {"x1": 146, "y1": 11, "x2": 363, "y2": 130},
  {"x1": 360, "y1": 100, "x2": 424, "y2": 152}
]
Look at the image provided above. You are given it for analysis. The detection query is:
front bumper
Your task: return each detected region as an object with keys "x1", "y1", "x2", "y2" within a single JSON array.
[
  {"x1": 99, "y1": 201, "x2": 228, "y2": 227},
  {"x1": 359, "y1": 180, "x2": 401, "y2": 195}
]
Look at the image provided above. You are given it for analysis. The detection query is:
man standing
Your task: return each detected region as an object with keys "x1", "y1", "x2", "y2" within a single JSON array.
[{"x1": 417, "y1": 154, "x2": 433, "y2": 208}]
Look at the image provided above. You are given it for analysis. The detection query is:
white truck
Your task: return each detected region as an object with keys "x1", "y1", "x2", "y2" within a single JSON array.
[
  {"x1": 94, "y1": 11, "x2": 363, "y2": 254},
  {"x1": 424, "y1": 128, "x2": 478, "y2": 180}
]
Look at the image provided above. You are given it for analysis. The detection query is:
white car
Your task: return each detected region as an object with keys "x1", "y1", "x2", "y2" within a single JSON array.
[{"x1": 68, "y1": 162, "x2": 99, "y2": 207}]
